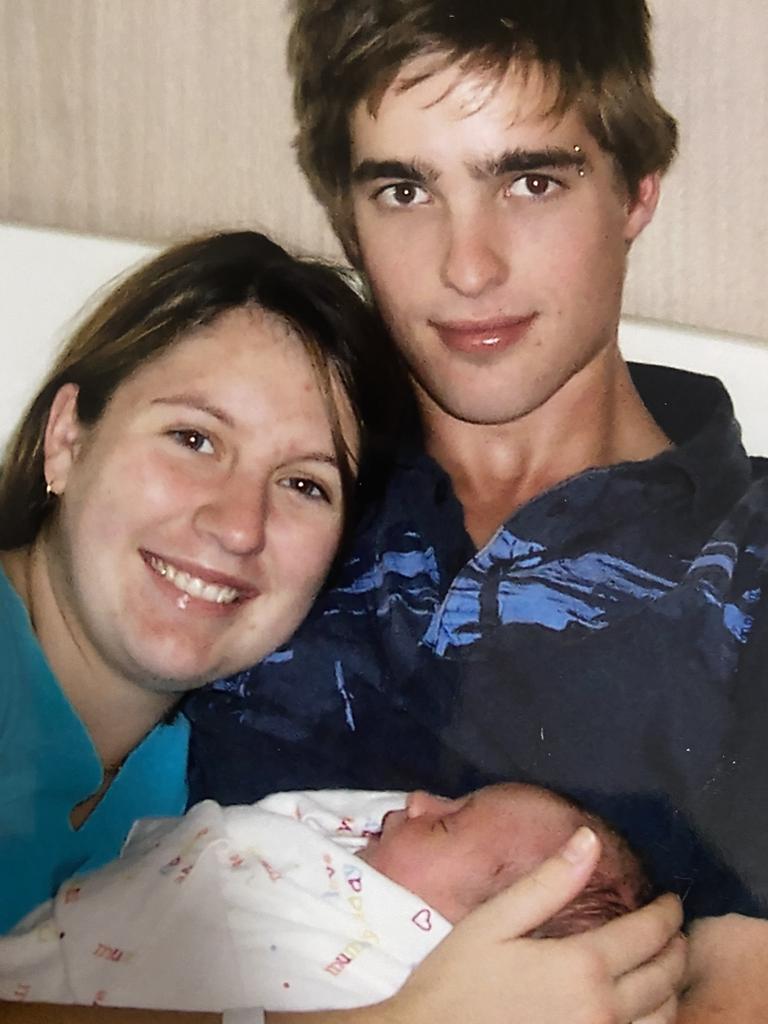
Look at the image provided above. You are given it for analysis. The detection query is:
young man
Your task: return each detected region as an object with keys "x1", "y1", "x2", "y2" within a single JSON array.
[{"x1": 185, "y1": 1, "x2": 768, "y2": 1016}]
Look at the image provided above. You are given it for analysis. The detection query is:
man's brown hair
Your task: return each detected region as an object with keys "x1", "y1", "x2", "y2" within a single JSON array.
[{"x1": 289, "y1": 0, "x2": 678, "y2": 259}]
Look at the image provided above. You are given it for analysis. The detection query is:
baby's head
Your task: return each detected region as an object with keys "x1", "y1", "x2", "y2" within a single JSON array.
[{"x1": 357, "y1": 783, "x2": 651, "y2": 935}]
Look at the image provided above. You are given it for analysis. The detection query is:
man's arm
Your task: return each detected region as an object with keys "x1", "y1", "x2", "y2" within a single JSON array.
[{"x1": 678, "y1": 914, "x2": 768, "y2": 1022}]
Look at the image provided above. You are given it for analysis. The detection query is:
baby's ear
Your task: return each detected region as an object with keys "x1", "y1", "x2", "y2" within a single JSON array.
[{"x1": 43, "y1": 383, "x2": 85, "y2": 495}]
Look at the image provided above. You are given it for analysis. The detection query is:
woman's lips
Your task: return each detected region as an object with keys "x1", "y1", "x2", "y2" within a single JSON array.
[
  {"x1": 140, "y1": 549, "x2": 258, "y2": 614},
  {"x1": 431, "y1": 314, "x2": 537, "y2": 354}
]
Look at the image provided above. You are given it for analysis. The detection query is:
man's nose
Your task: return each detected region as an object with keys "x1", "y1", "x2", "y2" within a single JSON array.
[
  {"x1": 440, "y1": 211, "x2": 509, "y2": 297},
  {"x1": 192, "y1": 478, "x2": 268, "y2": 556}
]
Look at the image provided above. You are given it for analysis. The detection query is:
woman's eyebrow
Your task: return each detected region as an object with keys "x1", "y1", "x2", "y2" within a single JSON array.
[
  {"x1": 153, "y1": 395, "x2": 340, "y2": 465},
  {"x1": 151, "y1": 394, "x2": 235, "y2": 427},
  {"x1": 299, "y1": 452, "x2": 340, "y2": 467}
]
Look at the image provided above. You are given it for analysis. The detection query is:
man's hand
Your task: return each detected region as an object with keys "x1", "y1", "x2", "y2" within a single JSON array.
[
  {"x1": 378, "y1": 826, "x2": 686, "y2": 1024},
  {"x1": 679, "y1": 913, "x2": 768, "y2": 1022}
]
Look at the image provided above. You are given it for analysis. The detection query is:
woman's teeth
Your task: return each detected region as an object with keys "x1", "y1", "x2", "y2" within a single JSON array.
[{"x1": 149, "y1": 556, "x2": 240, "y2": 604}]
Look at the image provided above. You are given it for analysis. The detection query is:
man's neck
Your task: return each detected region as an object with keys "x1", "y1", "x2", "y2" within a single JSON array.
[{"x1": 420, "y1": 351, "x2": 671, "y2": 548}]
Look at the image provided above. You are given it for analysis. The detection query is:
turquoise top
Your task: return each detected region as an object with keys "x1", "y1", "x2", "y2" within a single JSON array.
[{"x1": 0, "y1": 565, "x2": 190, "y2": 933}]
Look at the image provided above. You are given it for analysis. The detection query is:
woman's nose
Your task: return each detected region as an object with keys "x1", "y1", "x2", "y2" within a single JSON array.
[{"x1": 193, "y1": 479, "x2": 268, "y2": 556}]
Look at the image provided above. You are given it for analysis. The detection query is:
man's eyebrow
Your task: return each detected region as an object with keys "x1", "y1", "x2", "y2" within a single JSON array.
[
  {"x1": 351, "y1": 158, "x2": 439, "y2": 186},
  {"x1": 471, "y1": 147, "x2": 588, "y2": 178}
]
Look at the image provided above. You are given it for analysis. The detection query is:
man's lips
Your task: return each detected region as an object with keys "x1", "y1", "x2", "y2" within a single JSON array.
[{"x1": 430, "y1": 314, "x2": 537, "y2": 354}]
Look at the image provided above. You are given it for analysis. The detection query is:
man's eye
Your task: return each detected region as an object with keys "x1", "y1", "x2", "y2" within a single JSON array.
[
  {"x1": 170, "y1": 430, "x2": 214, "y2": 454},
  {"x1": 374, "y1": 182, "x2": 430, "y2": 208},
  {"x1": 281, "y1": 476, "x2": 331, "y2": 503},
  {"x1": 505, "y1": 174, "x2": 562, "y2": 199}
]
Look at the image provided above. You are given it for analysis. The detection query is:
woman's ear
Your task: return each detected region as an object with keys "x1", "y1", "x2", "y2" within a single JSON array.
[{"x1": 43, "y1": 383, "x2": 84, "y2": 496}]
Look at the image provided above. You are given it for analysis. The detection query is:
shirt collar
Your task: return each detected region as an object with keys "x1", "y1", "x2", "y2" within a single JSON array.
[{"x1": 390, "y1": 364, "x2": 752, "y2": 537}]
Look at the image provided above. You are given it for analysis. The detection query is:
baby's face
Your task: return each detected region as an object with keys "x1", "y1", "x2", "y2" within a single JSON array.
[{"x1": 357, "y1": 783, "x2": 582, "y2": 923}]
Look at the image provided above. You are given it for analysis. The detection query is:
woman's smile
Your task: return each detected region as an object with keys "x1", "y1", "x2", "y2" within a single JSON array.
[{"x1": 143, "y1": 551, "x2": 254, "y2": 607}]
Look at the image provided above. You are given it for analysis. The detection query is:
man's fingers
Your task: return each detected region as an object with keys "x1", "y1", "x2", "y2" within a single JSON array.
[
  {"x1": 584, "y1": 893, "x2": 683, "y2": 977},
  {"x1": 458, "y1": 826, "x2": 601, "y2": 940},
  {"x1": 614, "y1": 933, "x2": 687, "y2": 1022}
]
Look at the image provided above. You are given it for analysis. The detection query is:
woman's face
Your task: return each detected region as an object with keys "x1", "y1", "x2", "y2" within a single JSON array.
[{"x1": 42, "y1": 306, "x2": 358, "y2": 695}]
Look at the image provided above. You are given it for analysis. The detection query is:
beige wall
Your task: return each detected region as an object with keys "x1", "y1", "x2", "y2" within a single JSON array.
[
  {"x1": 0, "y1": 0, "x2": 334, "y2": 256},
  {"x1": 1, "y1": 0, "x2": 766, "y2": 340},
  {"x1": 624, "y1": 0, "x2": 768, "y2": 340}
]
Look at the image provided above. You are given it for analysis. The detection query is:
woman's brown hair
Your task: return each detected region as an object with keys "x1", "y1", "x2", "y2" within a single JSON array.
[{"x1": 0, "y1": 231, "x2": 408, "y2": 550}]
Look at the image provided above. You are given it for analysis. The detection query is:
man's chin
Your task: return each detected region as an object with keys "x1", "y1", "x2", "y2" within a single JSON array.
[{"x1": 417, "y1": 387, "x2": 546, "y2": 428}]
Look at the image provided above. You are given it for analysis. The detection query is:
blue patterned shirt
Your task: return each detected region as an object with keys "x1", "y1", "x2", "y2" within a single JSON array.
[{"x1": 186, "y1": 365, "x2": 768, "y2": 921}]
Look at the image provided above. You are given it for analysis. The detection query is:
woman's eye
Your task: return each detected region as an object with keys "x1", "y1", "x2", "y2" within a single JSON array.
[
  {"x1": 281, "y1": 476, "x2": 331, "y2": 503},
  {"x1": 505, "y1": 174, "x2": 562, "y2": 199},
  {"x1": 170, "y1": 430, "x2": 214, "y2": 455},
  {"x1": 374, "y1": 182, "x2": 430, "y2": 208}
]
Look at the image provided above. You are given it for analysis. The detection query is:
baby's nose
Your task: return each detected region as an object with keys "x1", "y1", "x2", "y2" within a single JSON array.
[{"x1": 405, "y1": 790, "x2": 452, "y2": 819}]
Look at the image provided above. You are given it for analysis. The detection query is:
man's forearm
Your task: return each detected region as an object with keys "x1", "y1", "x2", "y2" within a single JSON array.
[{"x1": 678, "y1": 914, "x2": 768, "y2": 1023}]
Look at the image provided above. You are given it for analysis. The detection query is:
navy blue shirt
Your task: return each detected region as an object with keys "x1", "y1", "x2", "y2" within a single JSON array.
[{"x1": 186, "y1": 365, "x2": 768, "y2": 921}]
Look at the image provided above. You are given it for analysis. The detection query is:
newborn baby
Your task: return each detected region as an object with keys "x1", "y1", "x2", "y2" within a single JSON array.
[
  {"x1": 0, "y1": 785, "x2": 651, "y2": 1013},
  {"x1": 359, "y1": 783, "x2": 650, "y2": 936}
]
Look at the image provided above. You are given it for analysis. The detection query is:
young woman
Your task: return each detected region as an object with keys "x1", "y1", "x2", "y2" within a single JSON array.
[
  {"x1": 0, "y1": 231, "x2": 684, "y2": 1024},
  {"x1": 0, "y1": 229, "x2": 399, "y2": 933}
]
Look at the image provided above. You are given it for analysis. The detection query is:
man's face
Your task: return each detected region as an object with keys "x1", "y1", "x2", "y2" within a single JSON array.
[
  {"x1": 358, "y1": 784, "x2": 581, "y2": 922},
  {"x1": 349, "y1": 59, "x2": 659, "y2": 427}
]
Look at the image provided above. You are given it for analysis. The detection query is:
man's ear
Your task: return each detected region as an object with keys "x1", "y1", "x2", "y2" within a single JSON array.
[
  {"x1": 623, "y1": 172, "x2": 661, "y2": 246},
  {"x1": 43, "y1": 383, "x2": 85, "y2": 496}
]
